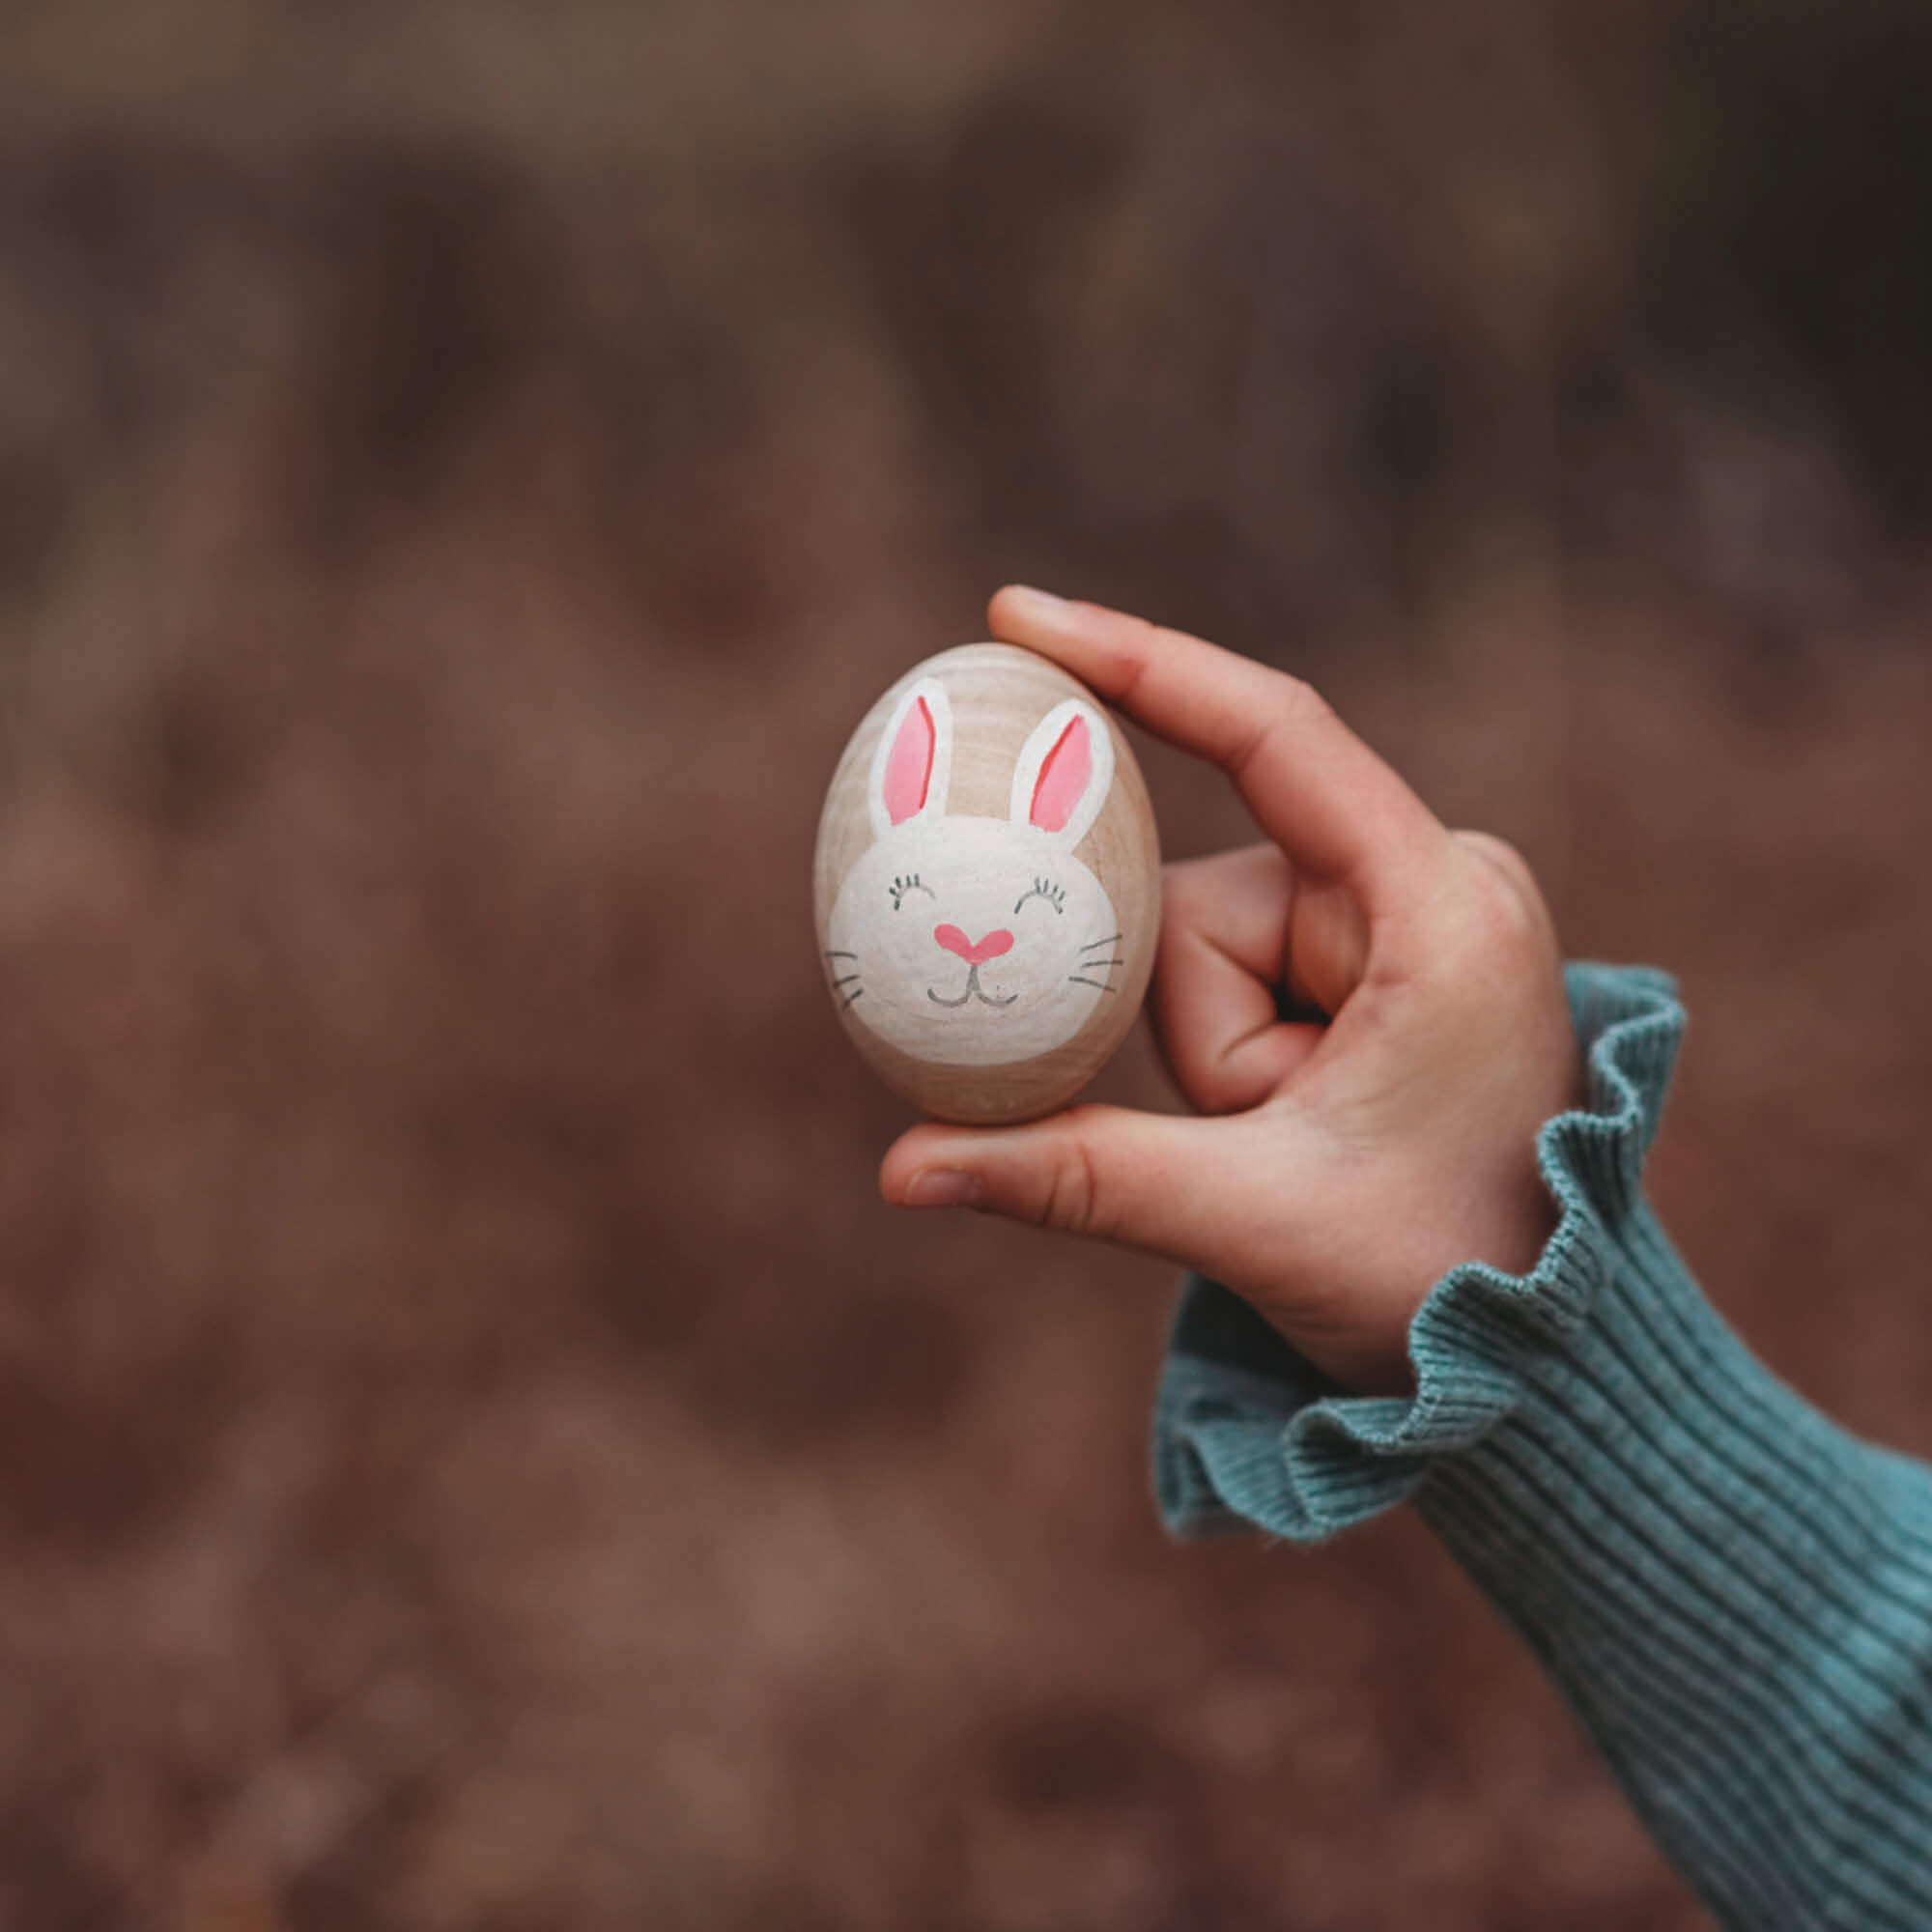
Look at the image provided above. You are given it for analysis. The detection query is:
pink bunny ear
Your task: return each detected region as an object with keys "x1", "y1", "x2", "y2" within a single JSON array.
[
  {"x1": 1009, "y1": 697, "x2": 1114, "y2": 847},
  {"x1": 881, "y1": 695, "x2": 936, "y2": 825},
  {"x1": 1028, "y1": 713, "x2": 1092, "y2": 833},
  {"x1": 868, "y1": 678, "x2": 951, "y2": 837}
]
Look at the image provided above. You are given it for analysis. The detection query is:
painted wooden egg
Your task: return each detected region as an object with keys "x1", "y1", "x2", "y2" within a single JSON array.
[{"x1": 813, "y1": 642, "x2": 1161, "y2": 1124}]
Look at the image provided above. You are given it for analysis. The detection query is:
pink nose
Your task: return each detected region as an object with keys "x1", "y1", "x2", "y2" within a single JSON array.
[{"x1": 934, "y1": 923, "x2": 1013, "y2": 967}]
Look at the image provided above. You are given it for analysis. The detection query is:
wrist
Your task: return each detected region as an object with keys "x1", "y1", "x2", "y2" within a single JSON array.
[{"x1": 1151, "y1": 961, "x2": 1687, "y2": 1545}]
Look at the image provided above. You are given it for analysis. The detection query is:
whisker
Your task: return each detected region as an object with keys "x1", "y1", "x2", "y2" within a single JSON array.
[
  {"x1": 830, "y1": 974, "x2": 861, "y2": 987},
  {"x1": 1076, "y1": 958, "x2": 1123, "y2": 971},
  {"x1": 840, "y1": 986, "x2": 866, "y2": 1009},
  {"x1": 1066, "y1": 977, "x2": 1117, "y2": 992},
  {"x1": 823, "y1": 949, "x2": 858, "y2": 959},
  {"x1": 1079, "y1": 932, "x2": 1122, "y2": 952}
]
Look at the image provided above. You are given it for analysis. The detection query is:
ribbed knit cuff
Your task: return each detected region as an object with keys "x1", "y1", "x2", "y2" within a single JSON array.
[
  {"x1": 1151, "y1": 962, "x2": 1932, "y2": 1930},
  {"x1": 1153, "y1": 961, "x2": 1685, "y2": 1541}
]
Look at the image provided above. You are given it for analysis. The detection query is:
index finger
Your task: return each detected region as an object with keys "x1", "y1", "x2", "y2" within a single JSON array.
[{"x1": 987, "y1": 586, "x2": 1443, "y2": 888}]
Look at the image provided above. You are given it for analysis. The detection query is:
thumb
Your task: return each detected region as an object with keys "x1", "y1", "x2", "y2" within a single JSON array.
[{"x1": 881, "y1": 1104, "x2": 1260, "y2": 1268}]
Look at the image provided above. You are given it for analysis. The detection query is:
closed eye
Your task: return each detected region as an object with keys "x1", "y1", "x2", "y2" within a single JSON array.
[
  {"x1": 888, "y1": 873, "x2": 936, "y2": 911},
  {"x1": 1014, "y1": 876, "x2": 1066, "y2": 916}
]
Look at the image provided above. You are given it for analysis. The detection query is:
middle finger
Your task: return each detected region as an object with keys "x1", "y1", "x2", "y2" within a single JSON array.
[{"x1": 1151, "y1": 846, "x2": 1325, "y2": 1115}]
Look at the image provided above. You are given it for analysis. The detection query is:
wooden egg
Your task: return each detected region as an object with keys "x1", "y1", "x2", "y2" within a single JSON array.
[{"x1": 813, "y1": 642, "x2": 1161, "y2": 1124}]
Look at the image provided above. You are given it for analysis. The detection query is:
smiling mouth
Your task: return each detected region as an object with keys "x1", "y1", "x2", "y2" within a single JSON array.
[{"x1": 928, "y1": 963, "x2": 1018, "y2": 1009}]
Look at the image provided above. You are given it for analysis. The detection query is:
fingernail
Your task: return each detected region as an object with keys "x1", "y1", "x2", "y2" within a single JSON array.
[
  {"x1": 902, "y1": 1168, "x2": 982, "y2": 1209},
  {"x1": 1004, "y1": 585, "x2": 1072, "y2": 623}
]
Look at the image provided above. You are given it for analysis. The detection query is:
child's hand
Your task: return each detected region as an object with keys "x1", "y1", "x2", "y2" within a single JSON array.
[{"x1": 879, "y1": 589, "x2": 1579, "y2": 1395}]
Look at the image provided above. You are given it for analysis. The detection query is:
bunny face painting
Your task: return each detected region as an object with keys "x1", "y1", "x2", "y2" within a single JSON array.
[
  {"x1": 832, "y1": 681, "x2": 1118, "y2": 1064},
  {"x1": 814, "y1": 644, "x2": 1160, "y2": 1124}
]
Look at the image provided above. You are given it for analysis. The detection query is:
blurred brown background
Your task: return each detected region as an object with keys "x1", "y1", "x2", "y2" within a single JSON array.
[{"x1": 4, "y1": 2, "x2": 1932, "y2": 1925}]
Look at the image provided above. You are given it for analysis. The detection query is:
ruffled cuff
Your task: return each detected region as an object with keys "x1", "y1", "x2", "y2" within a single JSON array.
[
  {"x1": 1153, "y1": 964, "x2": 1932, "y2": 1924},
  {"x1": 1151, "y1": 961, "x2": 1687, "y2": 1541}
]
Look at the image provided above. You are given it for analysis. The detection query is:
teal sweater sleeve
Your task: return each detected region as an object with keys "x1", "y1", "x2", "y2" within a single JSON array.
[{"x1": 1152, "y1": 964, "x2": 1932, "y2": 1931}]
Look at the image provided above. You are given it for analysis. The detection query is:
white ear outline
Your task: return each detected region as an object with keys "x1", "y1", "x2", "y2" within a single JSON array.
[
  {"x1": 1009, "y1": 698, "x2": 1114, "y2": 849},
  {"x1": 867, "y1": 677, "x2": 952, "y2": 839}
]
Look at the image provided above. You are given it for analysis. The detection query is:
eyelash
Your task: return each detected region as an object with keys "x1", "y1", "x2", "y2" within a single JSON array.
[
  {"x1": 1014, "y1": 876, "x2": 1066, "y2": 916},
  {"x1": 888, "y1": 874, "x2": 934, "y2": 910}
]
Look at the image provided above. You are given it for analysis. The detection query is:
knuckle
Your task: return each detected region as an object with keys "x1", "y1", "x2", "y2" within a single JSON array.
[
  {"x1": 1268, "y1": 673, "x2": 1336, "y2": 745},
  {"x1": 1037, "y1": 1115, "x2": 1112, "y2": 1239},
  {"x1": 1234, "y1": 676, "x2": 1333, "y2": 780},
  {"x1": 1275, "y1": 671, "x2": 1334, "y2": 724},
  {"x1": 1444, "y1": 834, "x2": 1556, "y2": 986},
  {"x1": 1456, "y1": 830, "x2": 1535, "y2": 897}
]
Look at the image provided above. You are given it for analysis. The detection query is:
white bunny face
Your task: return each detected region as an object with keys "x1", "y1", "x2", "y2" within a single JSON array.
[{"x1": 824, "y1": 676, "x2": 1125, "y2": 1067}]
